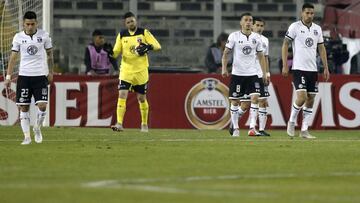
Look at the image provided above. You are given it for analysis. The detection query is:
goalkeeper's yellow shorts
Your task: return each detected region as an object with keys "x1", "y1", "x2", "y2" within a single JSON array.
[{"x1": 119, "y1": 69, "x2": 149, "y2": 86}]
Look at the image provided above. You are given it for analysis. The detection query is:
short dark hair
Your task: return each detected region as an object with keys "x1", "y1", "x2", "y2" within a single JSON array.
[
  {"x1": 240, "y1": 12, "x2": 252, "y2": 21},
  {"x1": 216, "y1": 32, "x2": 229, "y2": 47},
  {"x1": 23, "y1": 11, "x2": 37, "y2": 20},
  {"x1": 92, "y1": 29, "x2": 103, "y2": 37},
  {"x1": 253, "y1": 17, "x2": 265, "y2": 25},
  {"x1": 124, "y1": 12, "x2": 135, "y2": 19},
  {"x1": 302, "y1": 3, "x2": 314, "y2": 11}
]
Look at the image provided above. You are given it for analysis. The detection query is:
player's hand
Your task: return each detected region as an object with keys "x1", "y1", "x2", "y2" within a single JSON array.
[
  {"x1": 103, "y1": 43, "x2": 114, "y2": 57},
  {"x1": 47, "y1": 72, "x2": 53, "y2": 83},
  {"x1": 263, "y1": 74, "x2": 269, "y2": 86},
  {"x1": 282, "y1": 65, "x2": 289, "y2": 77},
  {"x1": 221, "y1": 68, "x2": 229, "y2": 78},
  {"x1": 323, "y1": 68, "x2": 330, "y2": 81},
  {"x1": 4, "y1": 79, "x2": 11, "y2": 88},
  {"x1": 135, "y1": 43, "x2": 153, "y2": 56}
]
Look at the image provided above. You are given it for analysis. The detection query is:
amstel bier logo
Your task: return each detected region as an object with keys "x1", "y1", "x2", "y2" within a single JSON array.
[{"x1": 185, "y1": 78, "x2": 230, "y2": 129}]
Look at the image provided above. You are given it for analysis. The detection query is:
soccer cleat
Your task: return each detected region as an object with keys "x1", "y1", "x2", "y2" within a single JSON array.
[
  {"x1": 299, "y1": 130, "x2": 316, "y2": 139},
  {"x1": 140, "y1": 124, "x2": 149, "y2": 133},
  {"x1": 21, "y1": 137, "x2": 31, "y2": 145},
  {"x1": 259, "y1": 130, "x2": 271, "y2": 136},
  {"x1": 287, "y1": 121, "x2": 295, "y2": 137},
  {"x1": 228, "y1": 122, "x2": 234, "y2": 136},
  {"x1": 33, "y1": 127, "x2": 43, "y2": 143},
  {"x1": 232, "y1": 129, "x2": 240, "y2": 137},
  {"x1": 111, "y1": 123, "x2": 124, "y2": 132},
  {"x1": 248, "y1": 128, "x2": 260, "y2": 136}
]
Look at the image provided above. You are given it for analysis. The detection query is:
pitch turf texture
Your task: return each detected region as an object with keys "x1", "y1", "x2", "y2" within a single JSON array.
[{"x1": 1, "y1": 127, "x2": 360, "y2": 203}]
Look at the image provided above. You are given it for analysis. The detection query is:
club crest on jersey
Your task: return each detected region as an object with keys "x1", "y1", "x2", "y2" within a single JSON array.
[
  {"x1": 37, "y1": 37, "x2": 42, "y2": 42},
  {"x1": 314, "y1": 30, "x2": 318, "y2": 36},
  {"x1": 305, "y1": 38, "x2": 314, "y2": 47},
  {"x1": 242, "y1": 46, "x2": 252, "y2": 55},
  {"x1": 27, "y1": 45, "x2": 38, "y2": 55},
  {"x1": 252, "y1": 39, "x2": 256, "y2": 44},
  {"x1": 185, "y1": 78, "x2": 230, "y2": 129},
  {"x1": 42, "y1": 88, "x2": 48, "y2": 95}
]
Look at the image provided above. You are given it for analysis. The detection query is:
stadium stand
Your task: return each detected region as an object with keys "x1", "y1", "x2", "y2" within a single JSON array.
[{"x1": 52, "y1": 0, "x2": 323, "y2": 74}]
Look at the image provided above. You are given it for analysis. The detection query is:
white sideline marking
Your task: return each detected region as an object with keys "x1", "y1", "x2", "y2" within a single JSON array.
[
  {"x1": 1, "y1": 138, "x2": 360, "y2": 143},
  {"x1": 83, "y1": 171, "x2": 360, "y2": 187}
]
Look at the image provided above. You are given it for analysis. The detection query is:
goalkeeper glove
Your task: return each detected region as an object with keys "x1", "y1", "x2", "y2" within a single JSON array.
[
  {"x1": 136, "y1": 43, "x2": 153, "y2": 56},
  {"x1": 103, "y1": 43, "x2": 114, "y2": 57}
]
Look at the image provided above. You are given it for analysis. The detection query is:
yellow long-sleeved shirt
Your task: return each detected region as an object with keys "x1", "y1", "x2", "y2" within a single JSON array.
[{"x1": 113, "y1": 28, "x2": 161, "y2": 74}]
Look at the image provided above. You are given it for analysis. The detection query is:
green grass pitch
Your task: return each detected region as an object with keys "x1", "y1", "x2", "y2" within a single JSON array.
[{"x1": 1, "y1": 126, "x2": 360, "y2": 203}]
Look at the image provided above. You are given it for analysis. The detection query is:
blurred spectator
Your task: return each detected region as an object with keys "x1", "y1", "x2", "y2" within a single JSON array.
[
  {"x1": 205, "y1": 32, "x2": 232, "y2": 73},
  {"x1": 322, "y1": 37, "x2": 349, "y2": 74},
  {"x1": 84, "y1": 29, "x2": 118, "y2": 75}
]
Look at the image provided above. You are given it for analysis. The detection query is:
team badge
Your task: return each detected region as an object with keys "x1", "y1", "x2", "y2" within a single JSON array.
[
  {"x1": 314, "y1": 30, "x2": 318, "y2": 36},
  {"x1": 185, "y1": 78, "x2": 230, "y2": 129},
  {"x1": 27, "y1": 45, "x2": 38, "y2": 55},
  {"x1": 305, "y1": 38, "x2": 314, "y2": 47},
  {"x1": 242, "y1": 46, "x2": 252, "y2": 55},
  {"x1": 42, "y1": 88, "x2": 48, "y2": 95},
  {"x1": 37, "y1": 37, "x2": 42, "y2": 43},
  {"x1": 252, "y1": 39, "x2": 256, "y2": 44}
]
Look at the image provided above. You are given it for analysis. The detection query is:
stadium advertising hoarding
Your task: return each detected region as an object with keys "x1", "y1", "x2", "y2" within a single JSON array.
[{"x1": 0, "y1": 74, "x2": 359, "y2": 129}]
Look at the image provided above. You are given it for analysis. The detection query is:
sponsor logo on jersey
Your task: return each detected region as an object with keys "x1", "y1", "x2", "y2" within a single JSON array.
[
  {"x1": 27, "y1": 45, "x2": 38, "y2": 55},
  {"x1": 242, "y1": 46, "x2": 252, "y2": 55},
  {"x1": 185, "y1": 78, "x2": 230, "y2": 129},
  {"x1": 305, "y1": 38, "x2": 314, "y2": 47}
]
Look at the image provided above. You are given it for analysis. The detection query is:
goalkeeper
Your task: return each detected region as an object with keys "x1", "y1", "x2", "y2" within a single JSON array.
[{"x1": 111, "y1": 12, "x2": 161, "y2": 132}]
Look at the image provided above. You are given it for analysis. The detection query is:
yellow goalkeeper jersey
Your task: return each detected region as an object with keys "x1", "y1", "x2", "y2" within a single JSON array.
[{"x1": 113, "y1": 28, "x2": 161, "y2": 74}]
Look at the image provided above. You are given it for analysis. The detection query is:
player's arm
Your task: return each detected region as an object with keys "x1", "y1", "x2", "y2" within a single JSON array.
[
  {"x1": 112, "y1": 33, "x2": 122, "y2": 58},
  {"x1": 46, "y1": 48, "x2": 54, "y2": 82},
  {"x1": 265, "y1": 55, "x2": 270, "y2": 82},
  {"x1": 281, "y1": 38, "x2": 291, "y2": 77},
  {"x1": 4, "y1": 51, "x2": 19, "y2": 88},
  {"x1": 221, "y1": 47, "x2": 231, "y2": 77},
  {"x1": 257, "y1": 51, "x2": 268, "y2": 84},
  {"x1": 318, "y1": 43, "x2": 330, "y2": 81},
  {"x1": 144, "y1": 29, "x2": 161, "y2": 51}
]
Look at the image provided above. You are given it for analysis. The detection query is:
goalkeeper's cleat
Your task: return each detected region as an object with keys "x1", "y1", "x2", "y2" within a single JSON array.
[
  {"x1": 21, "y1": 137, "x2": 31, "y2": 145},
  {"x1": 140, "y1": 124, "x2": 149, "y2": 133},
  {"x1": 228, "y1": 122, "x2": 234, "y2": 136},
  {"x1": 299, "y1": 130, "x2": 316, "y2": 139},
  {"x1": 33, "y1": 127, "x2": 43, "y2": 143},
  {"x1": 111, "y1": 123, "x2": 124, "y2": 132},
  {"x1": 232, "y1": 129, "x2": 240, "y2": 137},
  {"x1": 259, "y1": 130, "x2": 271, "y2": 136},
  {"x1": 287, "y1": 121, "x2": 296, "y2": 137},
  {"x1": 248, "y1": 128, "x2": 260, "y2": 136}
]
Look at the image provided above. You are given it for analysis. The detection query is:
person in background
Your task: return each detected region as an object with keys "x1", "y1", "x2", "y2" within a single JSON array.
[
  {"x1": 205, "y1": 32, "x2": 232, "y2": 73},
  {"x1": 84, "y1": 29, "x2": 118, "y2": 75}
]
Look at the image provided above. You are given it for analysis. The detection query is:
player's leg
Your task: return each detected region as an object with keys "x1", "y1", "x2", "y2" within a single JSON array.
[
  {"x1": 287, "y1": 71, "x2": 307, "y2": 137},
  {"x1": 247, "y1": 76, "x2": 261, "y2": 136},
  {"x1": 228, "y1": 75, "x2": 243, "y2": 136},
  {"x1": 111, "y1": 80, "x2": 131, "y2": 131},
  {"x1": 133, "y1": 70, "x2": 149, "y2": 132},
  {"x1": 136, "y1": 92, "x2": 149, "y2": 132},
  {"x1": 300, "y1": 72, "x2": 318, "y2": 139},
  {"x1": 32, "y1": 76, "x2": 49, "y2": 143},
  {"x1": 258, "y1": 82, "x2": 270, "y2": 136},
  {"x1": 16, "y1": 76, "x2": 32, "y2": 145}
]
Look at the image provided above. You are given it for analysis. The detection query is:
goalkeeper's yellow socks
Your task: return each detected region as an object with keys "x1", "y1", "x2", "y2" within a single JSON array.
[
  {"x1": 116, "y1": 98, "x2": 127, "y2": 124},
  {"x1": 139, "y1": 100, "x2": 149, "y2": 125}
]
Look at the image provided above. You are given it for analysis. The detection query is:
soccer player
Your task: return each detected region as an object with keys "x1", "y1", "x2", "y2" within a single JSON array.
[
  {"x1": 282, "y1": 3, "x2": 330, "y2": 139},
  {"x1": 222, "y1": 13, "x2": 268, "y2": 137},
  {"x1": 4, "y1": 11, "x2": 53, "y2": 145},
  {"x1": 110, "y1": 12, "x2": 161, "y2": 132},
  {"x1": 252, "y1": 17, "x2": 271, "y2": 136}
]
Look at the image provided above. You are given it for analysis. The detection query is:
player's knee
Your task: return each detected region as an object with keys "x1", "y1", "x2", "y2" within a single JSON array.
[
  {"x1": 37, "y1": 103, "x2": 47, "y2": 111},
  {"x1": 19, "y1": 105, "x2": 29, "y2": 112},
  {"x1": 258, "y1": 99, "x2": 267, "y2": 107}
]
